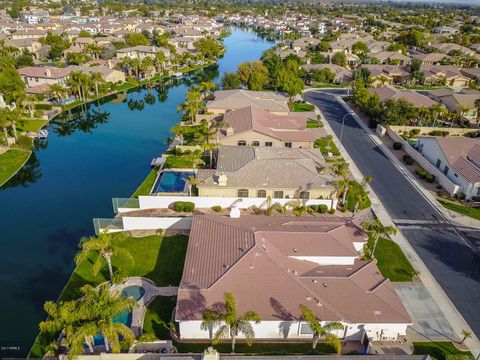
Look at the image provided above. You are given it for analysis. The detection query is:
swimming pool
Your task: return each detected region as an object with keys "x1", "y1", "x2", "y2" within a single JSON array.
[
  {"x1": 121, "y1": 285, "x2": 145, "y2": 301},
  {"x1": 153, "y1": 171, "x2": 193, "y2": 193}
]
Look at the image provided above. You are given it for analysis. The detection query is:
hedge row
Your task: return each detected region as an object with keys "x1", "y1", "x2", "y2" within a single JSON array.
[
  {"x1": 415, "y1": 166, "x2": 436, "y2": 183},
  {"x1": 173, "y1": 201, "x2": 195, "y2": 212}
]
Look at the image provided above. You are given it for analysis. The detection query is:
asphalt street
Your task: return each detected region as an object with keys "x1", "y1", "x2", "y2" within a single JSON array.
[{"x1": 304, "y1": 90, "x2": 480, "y2": 338}]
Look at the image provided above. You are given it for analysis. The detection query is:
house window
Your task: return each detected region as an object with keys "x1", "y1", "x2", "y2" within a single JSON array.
[
  {"x1": 477, "y1": 187, "x2": 480, "y2": 196},
  {"x1": 237, "y1": 189, "x2": 249, "y2": 197},
  {"x1": 257, "y1": 189, "x2": 267, "y2": 198},
  {"x1": 252, "y1": 141, "x2": 260, "y2": 146},
  {"x1": 265, "y1": 142, "x2": 273, "y2": 147},
  {"x1": 285, "y1": 142, "x2": 292, "y2": 148},
  {"x1": 436, "y1": 159, "x2": 441, "y2": 168},
  {"x1": 300, "y1": 323, "x2": 314, "y2": 335},
  {"x1": 443, "y1": 166, "x2": 449, "y2": 176},
  {"x1": 237, "y1": 140, "x2": 246, "y2": 146},
  {"x1": 273, "y1": 190, "x2": 284, "y2": 199},
  {"x1": 299, "y1": 191, "x2": 310, "y2": 200}
]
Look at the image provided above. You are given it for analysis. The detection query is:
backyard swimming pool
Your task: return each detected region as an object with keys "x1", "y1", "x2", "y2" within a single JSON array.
[
  {"x1": 153, "y1": 171, "x2": 193, "y2": 193},
  {"x1": 121, "y1": 285, "x2": 145, "y2": 301}
]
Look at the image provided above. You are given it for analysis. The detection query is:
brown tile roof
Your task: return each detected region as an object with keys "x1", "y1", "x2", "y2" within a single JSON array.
[
  {"x1": 176, "y1": 215, "x2": 412, "y2": 325},
  {"x1": 18, "y1": 66, "x2": 71, "y2": 79},
  {"x1": 368, "y1": 86, "x2": 438, "y2": 107},
  {"x1": 222, "y1": 106, "x2": 324, "y2": 142},
  {"x1": 207, "y1": 90, "x2": 290, "y2": 113}
]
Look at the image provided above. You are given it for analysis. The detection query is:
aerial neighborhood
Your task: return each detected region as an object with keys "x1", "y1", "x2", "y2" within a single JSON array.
[{"x1": 0, "y1": 1, "x2": 480, "y2": 360}]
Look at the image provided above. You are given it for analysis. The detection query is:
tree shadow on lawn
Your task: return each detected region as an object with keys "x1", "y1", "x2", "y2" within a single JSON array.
[{"x1": 145, "y1": 234, "x2": 188, "y2": 287}]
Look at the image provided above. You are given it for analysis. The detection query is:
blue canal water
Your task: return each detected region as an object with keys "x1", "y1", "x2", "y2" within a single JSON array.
[{"x1": 0, "y1": 28, "x2": 273, "y2": 357}]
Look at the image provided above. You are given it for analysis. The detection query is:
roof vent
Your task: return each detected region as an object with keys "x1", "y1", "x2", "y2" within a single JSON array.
[
  {"x1": 293, "y1": 248, "x2": 298, "y2": 253},
  {"x1": 306, "y1": 296, "x2": 312, "y2": 301},
  {"x1": 374, "y1": 310, "x2": 382, "y2": 316},
  {"x1": 323, "y1": 282, "x2": 327, "y2": 287},
  {"x1": 312, "y1": 280, "x2": 318, "y2": 283}
]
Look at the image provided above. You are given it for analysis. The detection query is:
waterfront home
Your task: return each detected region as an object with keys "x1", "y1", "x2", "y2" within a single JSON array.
[
  {"x1": 206, "y1": 90, "x2": 290, "y2": 115},
  {"x1": 360, "y1": 65, "x2": 410, "y2": 86},
  {"x1": 292, "y1": 36, "x2": 320, "y2": 52},
  {"x1": 168, "y1": 37, "x2": 197, "y2": 50},
  {"x1": 115, "y1": 45, "x2": 170, "y2": 61},
  {"x1": 195, "y1": 146, "x2": 336, "y2": 199},
  {"x1": 302, "y1": 64, "x2": 353, "y2": 84},
  {"x1": 420, "y1": 65, "x2": 471, "y2": 88},
  {"x1": 19, "y1": 65, "x2": 71, "y2": 88},
  {"x1": 175, "y1": 215, "x2": 412, "y2": 342},
  {"x1": 417, "y1": 136, "x2": 480, "y2": 199},
  {"x1": 66, "y1": 64, "x2": 126, "y2": 84},
  {"x1": 368, "y1": 86, "x2": 438, "y2": 108},
  {"x1": 215, "y1": 106, "x2": 325, "y2": 148},
  {"x1": 427, "y1": 89, "x2": 480, "y2": 122}
]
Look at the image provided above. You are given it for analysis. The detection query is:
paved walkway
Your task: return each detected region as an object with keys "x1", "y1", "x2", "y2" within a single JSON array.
[{"x1": 305, "y1": 89, "x2": 480, "y2": 357}]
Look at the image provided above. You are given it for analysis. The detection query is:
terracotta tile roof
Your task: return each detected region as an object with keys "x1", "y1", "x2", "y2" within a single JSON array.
[
  {"x1": 368, "y1": 86, "x2": 437, "y2": 107},
  {"x1": 207, "y1": 90, "x2": 290, "y2": 113},
  {"x1": 18, "y1": 66, "x2": 71, "y2": 79},
  {"x1": 176, "y1": 215, "x2": 412, "y2": 325}
]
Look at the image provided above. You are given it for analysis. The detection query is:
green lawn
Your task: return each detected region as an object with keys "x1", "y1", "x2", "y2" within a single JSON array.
[
  {"x1": 369, "y1": 237, "x2": 417, "y2": 282},
  {"x1": 291, "y1": 102, "x2": 315, "y2": 112},
  {"x1": 314, "y1": 137, "x2": 341, "y2": 157},
  {"x1": 59, "y1": 233, "x2": 188, "y2": 301},
  {"x1": 413, "y1": 342, "x2": 474, "y2": 360},
  {"x1": 163, "y1": 154, "x2": 209, "y2": 169},
  {"x1": 438, "y1": 199, "x2": 480, "y2": 220},
  {"x1": 306, "y1": 119, "x2": 323, "y2": 128},
  {"x1": 131, "y1": 167, "x2": 159, "y2": 197},
  {"x1": 115, "y1": 82, "x2": 137, "y2": 92},
  {"x1": 0, "y1": 149, "x2": 31, "y2": 186},
  {"x1": 346, "y1": 180, "x2": 371, "y2": 211},
  {"x1": 17, "y1": 119, "x2": 49, "y2": 132}
]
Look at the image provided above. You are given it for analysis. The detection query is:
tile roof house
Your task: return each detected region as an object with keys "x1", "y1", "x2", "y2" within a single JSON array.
[
  {"x1": 367, "y1": 51, "x2": 412, "y2": 66},
  {"x1": 360, "y1": 65, "x2": 410, "y2": 86},
  {"x1": 196, "y1": 146, "x2": 336, "y2": 200},
  {"x1": 18, "y1": 66, "x2": 71, "y2": 88},
  {"x1": 433, "y1": 43, "x2": 477, "y2": 57},
  {"x1": 115, "y1": 45, "x2": 170, "y2": 60},
  {"x1": 420, "y1": 65, "x2": 471, "y2": 88},
  {"x1": 417, "y1": 136, "x2": 480, "y2": 199},
  {"x1": 176, "y1": 215, "x2": 412, "y2": 342},
  {"x1": 426, "y1": 89, "x2": 480, "y2": 122},
  {"x1": 411, "y1": 52, "x2": 448, "y2": 65},
  {"x1": 302, "y1": 64, "x2": 353, "y2": 84},
  {"x1": 217, "y1": 106, "x2": 326, "y2": 148},
  {"x1": 368, "y1": 86, "x2": 438, "y2": 108},
  {"x1": 207, "y1": 90, "x2": 290, "y2": 115}
]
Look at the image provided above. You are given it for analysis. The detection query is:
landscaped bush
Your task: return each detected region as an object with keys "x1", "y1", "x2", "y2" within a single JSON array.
[
  {"x1": 402, "y1": 154, "x2": 414, "y2": 165},
  {"x1": 309, "y1": 205, "x2": 319, "y2": 212},
  {"x1": 173, "y1": 201, "x2": 195, "y2": 212},
  {"x1": 318, "y1": 204, "x2": 329, "y2": 213},
  {"x1": 455, "y1": 192, "x2": 466, "y2": 201},
  {"x1": 471, "y1": 196, "x2": 480, "y2": 202},
  {"x1": 34, "y1": 103, "x2": 53, "y2": 110},
  {"x1": 211, "y1": 205, "x2": 222, "y2": 213},
  {"x1": 409, "y1": 128, "x2": 421, "y2": 138},
  {"x1": 425, "y1": 174, "x2": 436, "y2": 183},
  {"x1": 329, "y1": 208, "x2": 336, "y2": 214},
  {"x1": 415, "y1": 166, "x2": 428, "y2": 179},
  {"x1": 174, "y1": 147, "x2": 183, "y2": 155},
  {"x1": 393, "y1": 142, "x2": 402, "y2": 150},
  {"x1": 33, "y1": 110, "x2": 43, "y2": 118},
  {"x1": 428, "y1": 130, "x2": 449, "y2": 137},
  {"x1": 465, "y1": 131, "x2": 480, "y2": 138}
]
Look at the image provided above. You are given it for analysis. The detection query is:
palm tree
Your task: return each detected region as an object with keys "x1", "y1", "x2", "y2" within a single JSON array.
[
  {"x1": 75, "y1": 284, "x2": 137, "y2": 353},
  {"x1": 140, "y1": 57, "x2": 154, "y2": 79},
  {"x1": 49, "y1": 83, "x2": 67, "y2": 102},
  {"x1": 84, "y1": 43, "x2": 102, "y2": 59},
  {"x1": 203, "y1": 142, "x2": 216, "y2": 168},
  {"x1": 188, "y1": 150, "x2": 205, "y2": 174},
  {"x1": 89, "y1": 72, "x2": 105, "y2": 99},
  {"x1": 332, "y1": 162, "x2": 350, "y2": 205},
  {"x1": 199, "y1": 81, "x2": 217, "y2": 99},
  {"x1": 474, "y1": 98, "x2": 480, "y2": 127},
  {"x1": 74, "y1": 232, "x2": 134, "y2": 279},
  {"x1": 361, "y1": 219, "x2": 397, "y2": 256},
  {"x1": 154, "y1": 52, "x2": 166, "y2": 74},
  {"x1": 201, "y1": 292, "x2": 261, "y2": 353},
  {"x1": 460, "y1": 329, "x2": 472, "y2": 344},
  {"x1": 299, "y1": 304, "x2": 344, "y2": 353},
  {"x1": 286, "y1": 199, "x2": 312, "y2": 216},
  {"x1": 187, "y1": 175, "x2": 203, "y2": 196},
  {"x1": 353, "y1": 176, "x2": 372, "y2": 215}
]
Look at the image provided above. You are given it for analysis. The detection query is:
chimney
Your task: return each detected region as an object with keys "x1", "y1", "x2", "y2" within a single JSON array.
[
  {"x1": 108, "y1": 59, "x2": 112, "y2": 69},
  {"x1": 45, "y1": 68, "x2": 51, "y2": 77},
  {"x1": 202, "y1": 347, "x2": 220, "y2": 360},
  {"x1": 226, "y1": 126, "x2": 234, "y2": 136},
  {"x1": 217, "y1": 173, "x2": 227, "y2": 186}
]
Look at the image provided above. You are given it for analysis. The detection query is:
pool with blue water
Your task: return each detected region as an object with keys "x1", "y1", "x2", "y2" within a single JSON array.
[{"x1": 153, "y1": 171, "x2": 193, "y2": 193}]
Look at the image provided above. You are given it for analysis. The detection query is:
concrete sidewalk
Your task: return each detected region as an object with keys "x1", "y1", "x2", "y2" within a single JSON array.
[{"x1": 306, "y1": 89, "x2": 480, "y2": 357}]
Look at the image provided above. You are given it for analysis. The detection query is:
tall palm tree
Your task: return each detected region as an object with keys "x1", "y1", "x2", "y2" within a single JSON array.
[
  {"x1": 299, "y1": 304, "x2": 344, "y2": 353},
  {"x1": 84, "y1": 43, "x2": 102, "y2": 59},
  {"x1": 75, "y1": 284, "x2": 137, "y2": 353},
  {"x1": 361, "y1": 219, "x2": 397, "y2": 256},
  {"x1": 332, "y1": 162, "x2": 350, "y2": 205},
  {"x1": 74, "y1": 232, "x2": 134, "y2": 279},
  {"x1": 89, "y1": 72, "x2": 105, "y2": 99},
  {"x1": 201, "y1": 292, "x2": 261, "y2": 353},
  {"x1": 199, "y1": 81, "x2": 217, "y2": 99},
  {"x1": 154, "y1": 52, "x2": 166, "y2": 74},
  {"x1": 474, "y1": 98, "x2": 480, "y2": 127}
]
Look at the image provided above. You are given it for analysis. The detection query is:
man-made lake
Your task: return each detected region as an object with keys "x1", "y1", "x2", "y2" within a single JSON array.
[{"x1": 0, "y1": 28, "x2": 273, "y2": 357}]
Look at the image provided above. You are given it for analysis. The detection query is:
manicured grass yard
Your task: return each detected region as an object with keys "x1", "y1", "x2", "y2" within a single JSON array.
[
  {"x1": 413, "y1": 342, "x2": 473, "y2": 360},
  {"x1": 60, "y1": 233, "x2": 188, "y2": 301},
  {"x1": 0, "y1": 149, "x2": 31, "y2": 186},
  {"x1": 314, "y1": 137, "x2": 341, "y2": 157},
  {"x1": 291, "y1": 102, "x2": 315, "y2": 112},
  {"x1": 17, "y1": 119, "x2": 49, "y2": 132},
  {"x1": 131, "y1": 167, "x2": 159, "y2": 197},
  {"x1": 369, "y1": 237, "x2": 417, "y2": 282},
  {"x1": 306, "y1": 119, "x2": 323, "y2": 128},
  {"x1": 438, "y1": 199, "x2": 480, "y2": 221},
  {"x1": 346, "y1": 180, "x2": 371, "y2": 211}
]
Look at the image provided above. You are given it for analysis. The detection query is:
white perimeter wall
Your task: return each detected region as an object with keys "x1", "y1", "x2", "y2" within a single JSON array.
[
  {"x1": 178, "y1": 320, "x2": 408, "y2": 342},
  {"x1": 118, "y1": 196, "x2": 337, "y2": 213}
]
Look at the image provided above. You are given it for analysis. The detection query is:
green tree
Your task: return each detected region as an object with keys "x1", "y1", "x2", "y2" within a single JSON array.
[
  {"x1": 332, "y1": 52, "x2": 347, "y2": 67},
  {"x1": 125, "y1": 33, "x2": 149, "y2": 47},
  {"x1": 311, "y1": 67, "x2": 336, "y2": 84},
  {"x1": 221, "y1": 72, "x2": 241, "y2": 89},
  {"x1": 0, "y1": 65, "x2": 25, "y2": 104},
  {"x1": 332, "y1": 161, "x2": 350, "y2": 205},
  {"x1": 89, "y1": 72, "x2": 105, "y2": 99},
  {"x1": 299, "y1": 304, "x2": 344, "y2": 352},
  {"x1": 74, "y1": 232, "x2": 134, "y2": 279},
  {"x1": 277, "y1": 68, "x2": 304, "y2": 98},
  {"x1": 362, "y1": 219, "x2": 397, "y2": 256},
  {"x1": 352, "y1": 41, "x2": 369, "y2": 55},
  {"x1": 201, "y1": 292, "x2": 261, "y2": 353},
  {"x1": 247, "y1": 61, "x2": 269, "y2": 91},
  {"x1": 237, "y1": 61, "x2": 251, "y2": 85},
  {"x1": 78, "y1": 30, "x2": 92, "y2": 38},
  {"x1": 15, "y1": 51, "x2": 34, "y2": 67},
  {"x1": 474, "y1": 98, "x2": 480, "y2": 126},
  {"x1": 317, "y1": 41, "x2": 330, "y2": 52},
  {"x1": 194, "y1": 38, "x2": 222, "y2": 60}
]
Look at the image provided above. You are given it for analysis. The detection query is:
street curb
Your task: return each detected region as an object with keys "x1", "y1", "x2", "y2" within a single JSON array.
[{"x1": 304, "y1": 89, "x2": 480, "y2": 357}]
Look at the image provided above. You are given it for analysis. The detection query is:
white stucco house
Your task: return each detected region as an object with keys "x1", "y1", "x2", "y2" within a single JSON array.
[
  {"x1": 418, "y1": 136, "x2": 480, "y2": 199},
  {"x1": 175, "y1": 215, "x2": 412, "y2": 344}
]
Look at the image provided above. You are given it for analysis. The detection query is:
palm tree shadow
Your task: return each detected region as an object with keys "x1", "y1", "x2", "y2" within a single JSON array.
[{"x1": 270, "y1": 297, "x2": 297, "y2": 339}]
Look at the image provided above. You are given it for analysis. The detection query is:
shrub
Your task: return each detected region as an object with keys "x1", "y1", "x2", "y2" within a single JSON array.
[
  {"x1": 415, "y1": 166, "x2": 428, "y2": 179},
  {"x1": 402, "y1": 154, "x2": 413, "y2": 165},
  {"x1": 329, "y1": 208, "x2": 336, "y2": 214},
  {"x1": 425, "y1": 174, "x2": 435, "y2": 183},
  {"x1": 309, "y1": 205, "x2": 319, "y2": 212},
  {"x1": 173, "y1": 201, "x2": 184, "y2": 212},
  {"x1": 465, "y1": 131, "x2": 480, "y2": 138},
  {"x1": 34, "y1": 103, "x2": 53, "y2": 110},
  {"x1": 174, "y1": 147, "x2": 183, "y2": 155},
  {"x1": 211, "y1": 205, "x2": 222, "y2": 213},
  {"x1": 428, "y1": 130, "x2": 449, "y2": 137},
  {"x1": 393, "y1": 142, "x2": 402, "y2": 150},
  {"x1": 319, "y1": 204, "x2": 329, "y2": 213},
  {"x1": 33, "y1": 110, "x2": 43, "y2": 118},
  {"x1": 182, "y1": 202, "x2": 195, "y2": 212},
  {"x1": 471, "y1": 196, "x2": 480, "y2": 202},
  {"x1": 409, "y1": 128, "x2": 420, "y2": 137},
  {"x1": 455, "y1": 192, "x2": 466, "y2": 200}
]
